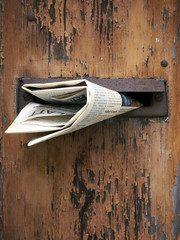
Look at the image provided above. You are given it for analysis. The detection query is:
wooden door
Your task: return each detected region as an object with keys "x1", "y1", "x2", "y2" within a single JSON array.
[{"x1": 1, "y1": 0, "x2": 180, "y2": 239}]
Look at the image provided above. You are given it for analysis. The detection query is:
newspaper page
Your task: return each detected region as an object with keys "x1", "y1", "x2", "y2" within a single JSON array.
[{"x1": 5, "y1": 79, "x2": 142, "y2": 146}]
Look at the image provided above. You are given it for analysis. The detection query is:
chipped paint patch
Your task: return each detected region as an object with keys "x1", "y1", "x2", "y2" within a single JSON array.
[
  {"x1": 3, "y1": 115, "x2": 7, "y2": 123},
  {"x1": 162, "y1": 8, "x2": 169, "y2": 33},
  {"x1": 70, "y1": 155, "x2": 95, "y2": 239},
  {"x1": 171, "y1": 42, "x2": 176, "y2": 59}
]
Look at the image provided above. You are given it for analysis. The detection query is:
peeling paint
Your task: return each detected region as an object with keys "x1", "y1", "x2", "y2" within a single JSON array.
[
  {"x1": 162, "y1": 8, "x2": 169, "y2": 33},
  {"x1": 149, "y1": 47, "x2": 156, "y2": 56},
  {"x1": 171, "y1": 161, "x2": 180, "y2": 239},
  {"x1": 145, "y1": 56, "x2": 149, "y2": 67},
  {"x1": 32, "y1": 0, "x2": 116, "y2": 66},
  {"x1": 133, "y1": 174, "x2": 164, "y2": 239},
  {"x1": 171, "y1": 42, "x2": 176, "y2": 59},
  {"x1": 3, "y1": 115, "x2": 7, "y2": 123},
  {"x1": 2, "y1": 0, "x2": 180, "y2": 239},
  {"x1": 71, "y1": 155, "x2": 95, "y2": 239}
]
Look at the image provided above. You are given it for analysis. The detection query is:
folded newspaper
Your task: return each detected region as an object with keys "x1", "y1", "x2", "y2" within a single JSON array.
[{"x1": 5, "y1": 79, "x2": 142, "y2": 146}]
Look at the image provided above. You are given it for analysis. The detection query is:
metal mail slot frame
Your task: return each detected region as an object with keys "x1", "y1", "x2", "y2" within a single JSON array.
[{"x1": 16, "y1": 78, "x2": 168, "y2": 118}]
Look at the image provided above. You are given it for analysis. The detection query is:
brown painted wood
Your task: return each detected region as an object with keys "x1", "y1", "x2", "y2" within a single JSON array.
[{"x1": 1, "y1": 0, "x2": 180, "y2": 239}]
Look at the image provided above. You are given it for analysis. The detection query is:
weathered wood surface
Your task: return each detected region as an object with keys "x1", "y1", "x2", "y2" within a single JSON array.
[{"x1": 1, "y1": 0, "x2": 180, "y2": 239}]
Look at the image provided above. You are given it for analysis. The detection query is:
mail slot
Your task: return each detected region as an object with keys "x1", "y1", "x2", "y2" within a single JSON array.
[{"x1": 16, "y1": 78, "x2": 168, "y2": 118}]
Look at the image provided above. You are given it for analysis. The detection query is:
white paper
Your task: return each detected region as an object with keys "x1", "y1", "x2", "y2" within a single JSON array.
[{"x1": 5, "y1": 79, "x2": 142, "y2": 146}]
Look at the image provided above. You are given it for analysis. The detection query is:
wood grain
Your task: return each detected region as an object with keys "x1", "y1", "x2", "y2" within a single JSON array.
[{"x1": 1, "y1": 0, "x2": 180, "y2": 239}]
